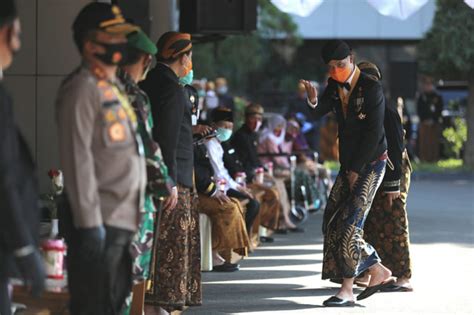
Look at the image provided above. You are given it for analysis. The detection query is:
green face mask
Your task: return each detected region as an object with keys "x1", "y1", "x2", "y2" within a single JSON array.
[
  {"x1": 216, "y1": 127, "x2": 233, "y2": 142},
  {"x1": 179, "y1": 69, "x2": 194, "y2": 85}
]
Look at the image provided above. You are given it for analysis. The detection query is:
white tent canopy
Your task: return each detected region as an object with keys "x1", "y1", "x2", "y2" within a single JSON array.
[
  {"x1": 367, "y1": 0, "x2": 429, "y2": 20},
  {"x1": 271, "y1": 0, "x2": 436, "y2": 20},
  {"x1": 270, "y1": 0, "x2": 324, "y2": 18}
]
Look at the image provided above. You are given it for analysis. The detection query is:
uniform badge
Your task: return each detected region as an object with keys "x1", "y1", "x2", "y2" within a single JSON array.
[
  {"x1": 108, "y1": 122, "x2": 126, "y2": 142},
  {"x1": 358, "y1": 112, "x2": 367, "y2": 120},
  {"x1": 190, "y1": 95, "x2": 195, "y2": 104},
  {"x1": 105, "y1": 110, "x2": 116, "y2": 123},
  {"x1": 103, "y1": 89, "x2": 115, "y2": 101},
  {"x1": 117, "y1": 107, "x2": 127, "y2": 121},
  {"x1": 228, "y1": 149, "x2": 235, "y2": 154}
]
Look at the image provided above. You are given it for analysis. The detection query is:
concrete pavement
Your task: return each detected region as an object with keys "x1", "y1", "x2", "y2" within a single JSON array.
[{"x1": 191, "y1": 179, "x2": 474, "y2": 315}]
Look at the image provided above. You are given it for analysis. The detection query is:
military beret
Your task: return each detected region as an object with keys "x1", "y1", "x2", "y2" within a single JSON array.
[
  {"x1": 321, "y1": 40, "x2": 351, "y2": 64},
  {"x1": 127, "y1": 30, "x2": 157, "y2": 55}
]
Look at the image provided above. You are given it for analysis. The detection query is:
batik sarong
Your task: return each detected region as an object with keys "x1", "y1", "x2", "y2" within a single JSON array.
[
  {"x1": 322, "y1": 156, "x2": 387, "y2": 279},
  {"x1": 364, "y1": 152, "x2": 412, "y2": 279},
  {"x1": 145, "y1": 186, "x2": 202, "y2": 312}
]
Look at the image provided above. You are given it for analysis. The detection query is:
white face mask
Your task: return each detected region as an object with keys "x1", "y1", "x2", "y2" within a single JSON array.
[{"x1": 254, "y1": 120, "x2": 262, "y2": 132}]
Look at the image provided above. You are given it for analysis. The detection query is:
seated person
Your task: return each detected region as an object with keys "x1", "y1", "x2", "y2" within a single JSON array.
[
  {"x1": 204, "y1": 108, "x2": 260, "y2": 237},
  {"x1": 194, "y1": 142, "x2": 249, "y2": 272},
  {"x1": 231, "y1": 105, "x2": 293, "y2": 232},
  {"x1": 283, "y1": 119, "x2": 333, "y2": 207},
  {"x1": 258, "y1": 114, "x2": 331, "y2": 215}
]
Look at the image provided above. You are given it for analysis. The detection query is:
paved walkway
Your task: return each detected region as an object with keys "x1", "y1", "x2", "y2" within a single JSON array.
[{"x1": 191, "y1": 179, "x2": 474, "y2": 315}]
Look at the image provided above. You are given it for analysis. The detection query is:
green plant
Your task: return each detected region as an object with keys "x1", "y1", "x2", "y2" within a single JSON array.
[{"x1": 442, "y1": 118, "x2": 467, "y2": 158}]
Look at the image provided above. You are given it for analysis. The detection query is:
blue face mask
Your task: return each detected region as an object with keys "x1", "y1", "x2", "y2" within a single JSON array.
[
  {"x1": 216, "y1": 127, "x2": 233, "y2": 142},
  {"x1": 179, "y1": 69, "x2": 194, "y2": 85}
]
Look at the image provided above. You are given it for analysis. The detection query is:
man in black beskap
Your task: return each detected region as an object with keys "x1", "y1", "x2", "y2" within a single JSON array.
[
  {"x1": 0, "y1": 1, "x2": 45, "y2": 313},
  {"x1": 140, "y1": 32, "x2": 202, "y2": 313},
  {"x1": 302, "y1": 40, "x2": 393, "y2": 307}
]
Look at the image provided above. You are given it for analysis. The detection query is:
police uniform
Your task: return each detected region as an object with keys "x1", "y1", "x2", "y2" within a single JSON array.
[{"x1": 56, "y1": 3, "x2": 146, "y2": 314}]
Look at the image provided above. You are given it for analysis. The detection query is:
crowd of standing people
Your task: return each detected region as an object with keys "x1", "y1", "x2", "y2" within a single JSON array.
[{"x1": 1, "y1": 1, "x2": 417, "y2": 313}]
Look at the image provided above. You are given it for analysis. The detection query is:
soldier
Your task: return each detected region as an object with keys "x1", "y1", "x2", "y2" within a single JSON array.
[
  {"x1": 302, "y1": 40, "x2": 393, "y2": 306},
  {"x1": 117, "y1": 30, "x2": 174, "y2": 315},
  {"x1": 0, "y1": 1, "x2": 45, "y2": 314},
  {"x1": 55, "y1": 3, "x2": 146, "y2": 314}
]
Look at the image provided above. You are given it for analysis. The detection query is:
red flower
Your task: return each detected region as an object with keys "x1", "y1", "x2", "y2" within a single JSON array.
[{"x1": 48, "y1": 169, "x2": 60, "y2": 178}]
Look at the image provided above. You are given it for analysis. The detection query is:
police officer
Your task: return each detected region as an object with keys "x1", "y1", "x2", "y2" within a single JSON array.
[
  {"x1": 0, "y1": 1, "x2": 45, "y2": 313},
  {"x1": 55, "y1": 3, "x2": 146, "y2": 314},
  {"x1": 302, "y1": 40, "x2": 393, "y2": 306}
]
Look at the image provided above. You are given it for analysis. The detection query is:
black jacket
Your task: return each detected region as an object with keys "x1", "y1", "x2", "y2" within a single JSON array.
[
  {"x1": 0, "y1": 83, "x2": 40, "y2": 276},
  {"x1": 231, "y1": 124, "x2": 262, "y2": 180},
  {"x1": 193, "y1": 143, "x2": 217, "y2": 196},
  {"x1": 140, "y1": 63, "x2": 194, "y2": 188},
  {"x1": 221, "y1": 141, "x2": 245, "y2": 179},
  {"x1": 313, "y1": 72, "x2": 387, "y2": 174},
  {"x1": 383, "y1": 103, "x2": 404, "y2": 192}
]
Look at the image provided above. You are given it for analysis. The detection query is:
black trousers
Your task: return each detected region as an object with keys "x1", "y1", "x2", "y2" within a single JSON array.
[
  {"x1": 227, "y1": 189, "x2": 260, "y2": 233},
  {"x1": 66, "y1": 225, "x2": 133, "y2": 315}
]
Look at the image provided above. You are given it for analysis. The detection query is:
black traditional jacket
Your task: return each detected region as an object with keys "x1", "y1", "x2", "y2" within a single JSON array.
[
  {"x1": 312, "y1": 70, "x2": 387, "y2": 174},
  {"x1": 383, "y1": 103, "x2": 404, "y2": 192},
  {"x1": 193, "y1": 143, "x2": 217, "y2": 196},
  {"x1": 231, "y1": 124, "x2": 262, "y2": 180},
  {"x1": 140, "y1": 63, "x2": 194, "y2": 188}
]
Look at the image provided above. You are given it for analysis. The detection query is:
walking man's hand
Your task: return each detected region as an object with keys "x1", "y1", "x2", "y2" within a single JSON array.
[{"x1": 300, "y1": 79, "x2": 318, "y2": 104}]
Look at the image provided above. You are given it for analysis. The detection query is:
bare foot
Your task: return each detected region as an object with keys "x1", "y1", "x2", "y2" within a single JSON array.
[
  {"x1": 335, "y1": 278, "x2": 355, "y2": 301},
  {"x1": 145, "y1": 305, "x2": 170, "y2": 315},
  {"x1": 212, "y1": 251, "x2": 225, "y2": 266},
  {"x1": 335, "y1": 288, "x2": 354, "y2": 302},
  {"x1": 355, "y1": 274, "x2": 371, "y2": 287},
  {"x1": 368, "y1": 263, "x2": 392, "y2": 287},
  {"x1": 395, "y1": 277, "x2": 413, "y2": 289}
]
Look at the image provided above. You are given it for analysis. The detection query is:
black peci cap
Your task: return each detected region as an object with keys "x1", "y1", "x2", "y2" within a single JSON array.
[
  {"x1": 321, "y1": 40, "x2": 351, "y2": 64},
  {"x1": 0, "y1": 0, "x2": 17, "y2": 27},
  {"x1": 212, "y1": 107, "x2": 234, "y2": 123}
]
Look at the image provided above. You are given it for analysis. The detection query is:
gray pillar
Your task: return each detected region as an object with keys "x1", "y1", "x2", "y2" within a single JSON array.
[{"x1": 149, "y1": 0, "x2": 178, "y2": 42}]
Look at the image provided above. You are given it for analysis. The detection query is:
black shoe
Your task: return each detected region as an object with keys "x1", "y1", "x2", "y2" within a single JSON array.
[
  {"x1": 212, "y1": 262, "x2": 240, "y2": 272},
  {"x1": 323, "y1": 296, "x2": 355, "y2": 307},
  {"x1": 357, "y1": 279, "x2": 395, "y2": 300},
  {"x1": 260, "y1": 236, "x2": 274, "y2": 243},
  {"x1": 380, "y1": 283, "x2": 414, "y2": 292}
]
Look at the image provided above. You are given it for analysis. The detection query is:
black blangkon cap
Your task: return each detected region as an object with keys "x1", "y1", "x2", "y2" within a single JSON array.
[{"x1": 321, "y1": 40, "x2": 351, "y2": 64}]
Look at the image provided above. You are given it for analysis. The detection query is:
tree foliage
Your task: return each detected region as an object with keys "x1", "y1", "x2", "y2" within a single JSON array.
[
  {"x1": 418, "y1": 0, "x2": 474, "y2": 79},
  {"x1": 192, "y1": 0, "x2": 302, "y2": 97}
]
